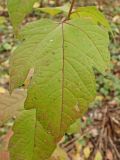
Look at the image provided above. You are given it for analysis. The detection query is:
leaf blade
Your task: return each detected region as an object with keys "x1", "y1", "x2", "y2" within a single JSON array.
[
  {"x1": 71, "y1": 6, "x2": 111, "y2": 31},
  {"x1": 10, "y1": 17, "x2": 110, "y2": 159},
  {"x1": 9, "y1": 109, "x2": 56, "y2": 160},
  {"x1": 7, "y1": 0, "x2": 38, "y2": 33},
  {"x1": 34, "y1": 3, "x2": 70, "y2": 16},
  {"x1": 0, "y1": 89, "x2": 26, "y2": 125}
]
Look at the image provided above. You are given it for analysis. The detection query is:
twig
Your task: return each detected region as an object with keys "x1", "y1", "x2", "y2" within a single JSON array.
[
  {"x1": 0, "y1": 11, "x2": 8, "y2": 17},
  {"x1": 109, "y1": 136, "x2": 120, "y2": 159},
  {"x1": 89, "y1": 106, "x2": 108, "y2": 160},
  {"x1": 98, "y1": 106, "x2": 108, "y2": 150},
  {"x1": 67, "y1": 0, "x2": 76, "y2": 19}
]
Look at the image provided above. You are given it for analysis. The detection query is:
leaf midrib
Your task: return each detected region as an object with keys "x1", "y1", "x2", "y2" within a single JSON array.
[{"x1": 59, "y1": 22, "x2": 65, "y2": 136}]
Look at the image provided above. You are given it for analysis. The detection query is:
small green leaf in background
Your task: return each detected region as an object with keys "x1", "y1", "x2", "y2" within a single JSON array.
[
  {"x1": 2, "y1": 43, "x2": 12, "y2": 51},
  {"x1": 67, "y1": 119, "x2": 80, "y2": 134},
  {"x1": 34, "y1": 3, "x2": 70, "y2": 16},
  {"x1": 36, "y1": 7, "x2": 62, "y2": 16},
  {"x1": 7, "y1": 0, "x2": 38, "y2": 33},
  {"x1": 0, "y1": 16, "x2": 6, "y2": 24},
  {"x1": 94, "y1": 151, "x2": 103, "y2": 160},
  {"x1": 79, "y1": 139, "x2": 86, "y2": 147},
  {"x1": 83, "y1": 146, "x2": 91, "y2": 158}
]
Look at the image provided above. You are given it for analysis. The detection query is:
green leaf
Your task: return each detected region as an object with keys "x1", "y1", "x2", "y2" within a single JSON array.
[
  {"x1": 7, "y1": 0, "x2": 38, "y2": 33},
  {"x1": 9, "y1": 109, "x2": 56, "y2": 160},
  {"x1": 37, "y1": 7, "x2": 62, "y2": 16},
  {"x1": 50, "y1": 146, "x2": 68, "y2": 160},
  {"x1": 0, "y1": 16, "x2": 6, "y2": 24},
  {"x1": 94, "y1": 151, "x2": 103, "y2": 160},
  {"x1": 35, "y1": 3, "x2": 70, "y2": 16},
  {"x1": 0, "y1": 90, "x2": 26, "y2": 125},
  {"x1": 10, "y1": 18, "x2": 110, "y2": 159},
  {"x1": 83, "y1": 146, "x2": 91, "y2": 158},
  {"x1": 71, "y1": 6, "x2": 111, "y2": 31},
  {"x1": 67, "y1": 119, "x2": 80, "y2": 134},
  {"x1": 2, "y1": 43, "x2": 12, "y2": 50}
]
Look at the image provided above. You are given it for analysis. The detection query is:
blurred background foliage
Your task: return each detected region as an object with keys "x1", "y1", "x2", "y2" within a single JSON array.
[{"x1": 0, "y1": 0, "x2": 120, "y2": 160}]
